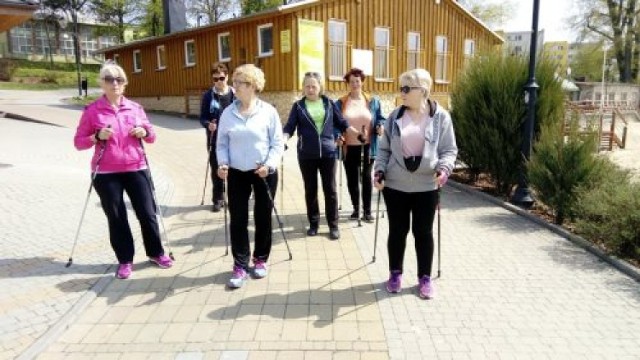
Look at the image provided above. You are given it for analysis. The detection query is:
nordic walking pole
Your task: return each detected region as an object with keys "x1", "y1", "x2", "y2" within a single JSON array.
[
  {"x1": 372, "y1": 189, "x2": 382, "y2": 263},
  {"x1": 200, "y1": 129, "x2": 215, "y2": 205},
  {"x1": 338, "y1": 144, "x2": 343, "y2": 211},
  {"x1": 223, "y1": 176, "x2": 229, "y2": 256},
  {"x1": 357, "y1": 126, "x2": 365, "y2": 227},
  {"x1": 139, "y1": 138, "x2": 175, "y2": 261},
  {"x1": 66, "y1": 140, "x2": 107, "y2": 268},
  {"x1": 437, "y1": 186, "x2": 441, "y2": 278},
  {"x1": 257, "y1": 162, "x2": 292, "y2": 260}
]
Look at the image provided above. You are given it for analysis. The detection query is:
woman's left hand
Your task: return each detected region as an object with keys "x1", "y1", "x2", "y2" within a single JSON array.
[
  {"x1": 435, "y1": 171, "x2": 448, "y2": 187},
  {"x1": 255, "y1": 165, "x2": 269, "y2": 178},
  {"x1": 129, "y1": 126, "x2": 147, "y2": 139}
]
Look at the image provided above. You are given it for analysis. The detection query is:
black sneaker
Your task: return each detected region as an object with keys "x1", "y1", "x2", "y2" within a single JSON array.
[
  {"x1": 363, "y1": 212, "x2": 374, "y2": 223},
  {"x1": 349, "y1": 211, "x2": 359, "y2": 220},
  {"x1": 212, "y1": 201, "x2": 223, "y2": 212},
  {"x1": 329, "y1": 227, "x2": 340, "y2": 240},
  {"x1": 306, "y1": 227, "x2": 318, "y2": 236}
]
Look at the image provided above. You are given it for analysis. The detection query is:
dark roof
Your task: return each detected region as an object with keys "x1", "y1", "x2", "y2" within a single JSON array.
[{"x1": 0, "y1": 0, "x2": 38, "y2": 7}]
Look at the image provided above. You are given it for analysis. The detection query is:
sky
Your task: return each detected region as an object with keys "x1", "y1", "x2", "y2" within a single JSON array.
[{"x1": 492, "y1": 0, "x2": 579, "y2": 42}]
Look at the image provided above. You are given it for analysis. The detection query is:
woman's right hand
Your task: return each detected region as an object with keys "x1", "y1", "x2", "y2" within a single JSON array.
[
  {"x1": 217, "y1": 165, "x2": 229, "y2": 180},
  {"x1": 94, "y1": 126, "x2": 114, "y2": 142},
  {"x1": 373, "y1": 171, "x2": 385, "y2": 190}
]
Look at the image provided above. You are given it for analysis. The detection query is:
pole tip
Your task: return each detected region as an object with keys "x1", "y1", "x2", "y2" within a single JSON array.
[
  {"x1": 169, "y1": 253, "x2": 175, "y2": 261},
  {"x1": 65, "y1": 258, "x2": 72, "y2": 268}
]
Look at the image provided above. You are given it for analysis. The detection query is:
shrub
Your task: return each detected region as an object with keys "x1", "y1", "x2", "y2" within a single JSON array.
[
  {"x1": 527, "y1": 116, "x2": 600, "y2": 224},
  {"x1": 450, "y1": 53, "x2": 565, "y2": 196},
  {"x1": 575, "y1": 162, "x2": 640, "y2": 261}
]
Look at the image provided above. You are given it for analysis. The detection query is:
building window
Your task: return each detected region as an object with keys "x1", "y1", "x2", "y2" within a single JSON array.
[
  {"x1": 407, "y1": 32, "x2": 420, "y2": 70},
  {"x1": 218, "y1": 32, "x2": 231, "y2": 62},
  {"x1": 374, "y1": 27, "x2": 391, "y2": 80},
  {"x1": 133, "y1": 49, "x2": 142, "y2": 72},
  {"x1": 258, "y1": 23, "x2": 273, "y2": 57},
  {"x1": 80, "y1": 26, "x2": 98, "y2": 61},
  {"x1": 328, "y1": 20, "x2": 347, "y2": 80},
  {"x1": 184, "y1": 40, "x2": 196, "y2": 66},
  {"x1": 435, "y1": 35, "x2": 448, "y2": 82},
  {"x1": 60, "y1": 32, "x2": 74, "y2": 56},
  {"x1": 33, "y1": 23, "x2": 51, "y2": 56},
  {"x1": 156, "y1": 45, "x2": 166, "y2": 70},
  {"x1": 463, "y1": 39, "x2": 475, "y2": 68},
  {"x1": 9, "y1": 22, "x2": 33, "y2": 54}
]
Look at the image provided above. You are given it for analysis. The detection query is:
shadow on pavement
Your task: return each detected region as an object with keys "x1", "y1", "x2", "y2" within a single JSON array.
[{"x1": 0, "y1": 257, "x2": 112, "y2": 278}]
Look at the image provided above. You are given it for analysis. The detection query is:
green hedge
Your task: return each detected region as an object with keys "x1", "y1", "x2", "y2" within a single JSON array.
[{"x1": 12, "y1": 59, "x2": 101, "y2": 72}]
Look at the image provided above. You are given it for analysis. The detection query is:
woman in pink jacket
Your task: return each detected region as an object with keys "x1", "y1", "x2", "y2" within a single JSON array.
[{"x1": 73, "y1": 63, "x2": 172, "y2": 279}]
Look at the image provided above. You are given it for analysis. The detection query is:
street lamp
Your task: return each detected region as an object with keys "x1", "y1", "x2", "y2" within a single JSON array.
[{"x1": 511, "y1": 0, "x2": 540, "y2": 209}]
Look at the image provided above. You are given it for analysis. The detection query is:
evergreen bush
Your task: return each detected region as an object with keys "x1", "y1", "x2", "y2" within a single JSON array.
[{"x1": 450, "y1": 53, "x2": 565, "y2": 196}]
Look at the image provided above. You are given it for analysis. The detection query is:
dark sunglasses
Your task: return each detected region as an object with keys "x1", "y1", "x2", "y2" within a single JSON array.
[
  {"x1": 399, "y1": 85, "x2": 422, "y2": 94},
  {"x1": 103, "y1": 76, "x2": 126, "y2": 84},
  {"x1": 305, "y1": 71, "x2": 321, "y2": 77},
  {"x1": 212, "y1": 76, "x2": 226, "y2": 82}
]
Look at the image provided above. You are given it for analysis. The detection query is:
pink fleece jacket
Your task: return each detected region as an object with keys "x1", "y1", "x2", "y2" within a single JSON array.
[{"x1": 74, "y1": 95, "x2": 156, "y2": 173}]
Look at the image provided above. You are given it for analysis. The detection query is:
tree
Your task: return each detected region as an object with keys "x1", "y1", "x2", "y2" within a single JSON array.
[
  {"x1": 458, "y1": 0, "x2": 516, "y2": 29},
  {"x1": 240, "y1": 0, "x2": 281, "y2": 16},
  {"x1": 138, "y1": 0, "x2": 163, "y2": 37},
  {"x1": 569, "y1": 42, "x2": 610, "y2": 82},
  {"x1": 186, "y1": 0, "x2": 236, "y2": 25},
  {"x1": 570, "y1": 0, "x2": 639, "y2": 83},
  {"x1": 90, "y1": 0, "x2": 139, "y2": 42}
]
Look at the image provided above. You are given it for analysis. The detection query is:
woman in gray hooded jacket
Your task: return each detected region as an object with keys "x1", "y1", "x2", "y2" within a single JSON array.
[{"x1": 373, "y1": 68, "x2": 457, "y2": 299}]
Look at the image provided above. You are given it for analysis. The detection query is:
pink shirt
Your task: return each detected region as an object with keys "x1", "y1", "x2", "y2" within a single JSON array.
[
  {"x1": 342, "y1": 97, "x2": 372, "y2": 145},
  {"x1": 400, "y1": 113, "x2": 429, "y2": 157}
]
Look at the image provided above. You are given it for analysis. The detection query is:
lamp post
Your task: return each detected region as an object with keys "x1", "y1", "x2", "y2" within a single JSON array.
[{"x1": 511, "y1": 0, "x2": 540, "y2": 209}]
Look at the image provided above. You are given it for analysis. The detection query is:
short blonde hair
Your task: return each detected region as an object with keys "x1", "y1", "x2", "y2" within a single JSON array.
[
  {"x1": 303, "y1": 71, "x2": 324, "y2": 95},
  {"x1": 399, "y1": 68, "x2": 432, "y2": 98},
  {"x1": 233, "y1": 64, "x2": 266, "y2": 92},
  {"x1": 99, "y1": 62, "x2": 128, "y2": 85}
]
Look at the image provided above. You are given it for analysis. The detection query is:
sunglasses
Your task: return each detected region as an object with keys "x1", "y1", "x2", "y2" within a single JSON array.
[
  {"x1": 103, "y1": 76, "x2": 126, "y2": 84},
  {"x1": 212, "y1": 76, "x2": 226, "y2": 82},
  {"x1": 305, "y1": 71, "x2": 321, "y2": 77},
  {"x1": 399, "y1": 85, "x2": 422, "y2": 94}
]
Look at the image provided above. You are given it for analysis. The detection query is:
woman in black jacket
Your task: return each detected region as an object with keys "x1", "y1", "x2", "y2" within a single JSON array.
[{"x1": 283, "y1": 72, "x2": 363, "y2": 240}]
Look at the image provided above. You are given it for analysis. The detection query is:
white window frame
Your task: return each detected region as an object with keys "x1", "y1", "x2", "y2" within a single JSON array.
[
  {"x1": 328, "y1": 20, "x2": 347, "y2": 81},
  {"x1": 184, "y1": 39, "x2": 196, "y2": 67},
  {"x1": 218, "y1": 32, "x2": 231, "y2": 62},
  {"x1": 374, "y1": 27, "x2": 391, "y2": 81},
  {"x1": 435, "y1": 35, "x2": 448, "y2": 83},
  {"x1": 257, "y1": 23, "x2": 274, "y2": 57},
  {"x1": 407, "y1": 32, "x2": 421, "y2": 70},
  {"x1": 463, "y1": 39, "x2": 475, "y2": 68},
  {"x1": 156, "y1": 45, "x2": 166, "y2": 70},
  {"x1": 133, "y1": 49, "x2": 142, "y2": 73}
]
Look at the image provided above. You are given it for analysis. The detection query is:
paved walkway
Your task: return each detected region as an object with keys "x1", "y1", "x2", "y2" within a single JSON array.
[{"x1": 1, "y1": 90, "x2": 639, "y2": 360}]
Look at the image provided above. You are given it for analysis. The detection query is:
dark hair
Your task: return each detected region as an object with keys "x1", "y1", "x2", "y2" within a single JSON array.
[
  {"x1": 343, "y1": 67, "x2": 366, "y2": 83},
  {"x1": 211, "y1": 62, "x2": 229, "y2": 75}
]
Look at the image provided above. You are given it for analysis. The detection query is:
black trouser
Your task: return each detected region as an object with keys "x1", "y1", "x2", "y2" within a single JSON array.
[
  {"x1": 299, "y1": 157, "x2": 338, "y2": 229},
  {"x1": 382, "y1": 187, "x2": 438, "y2": 278},
  {"x1": 227, "y1": 168, "x2": 277, "y2": 270},
  {"x1": 343, "y1": 144, "x2": 372, "y2": 214},
  {"x1": 93, "y1": 170, "x2": 164, "y2": 264},
  {"x1": 206, "y1": 131, "x2": 224, "y2": 203}
]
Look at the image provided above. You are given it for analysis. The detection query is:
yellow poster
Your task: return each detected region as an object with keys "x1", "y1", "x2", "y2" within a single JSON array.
[
  {"x1": 297, "y1": 19, "x2": 324, "y2": 88},
  {"x1": 281, "y1": 30, "x2": 291, "y2": 53}
]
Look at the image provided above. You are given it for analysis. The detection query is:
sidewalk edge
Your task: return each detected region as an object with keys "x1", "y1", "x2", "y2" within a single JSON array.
[
  {"x1": 448, "y1": 181, "x2": 640, "y2": 283},
  {"x1": 15, "y1": 266, "x2": 116, "y2": 360}
]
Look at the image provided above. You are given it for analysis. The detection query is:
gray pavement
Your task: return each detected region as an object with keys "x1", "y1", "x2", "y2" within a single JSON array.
[{"x1": 0, "y1": 90, "x2": 639, "y2": 360}]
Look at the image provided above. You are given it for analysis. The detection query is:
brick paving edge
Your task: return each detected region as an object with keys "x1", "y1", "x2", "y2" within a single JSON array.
[
  {"x1": 449, "y1": 181, "x2": 640, "y2": 283},
  {"x1": 15, "y1": 266, "x2": 115, "y2": 360}
]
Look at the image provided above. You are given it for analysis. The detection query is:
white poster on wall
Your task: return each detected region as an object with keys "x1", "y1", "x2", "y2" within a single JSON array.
[{"x1": 351, "y1": 49, "x2": 373, "y2": 75}]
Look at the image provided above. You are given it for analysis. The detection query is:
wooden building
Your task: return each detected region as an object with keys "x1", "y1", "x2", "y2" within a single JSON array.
[
  {"x1": 0, "y1": 0, "x2": 37, "y2": 32},
  {"x1": 102, "y1": 0, "x2": 503, "y2": 117}
]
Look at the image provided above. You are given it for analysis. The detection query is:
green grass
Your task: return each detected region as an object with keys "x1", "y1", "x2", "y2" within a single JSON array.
[
  {"x1": 0, "y1": 81, "x2": 67, "y2": 90},
  {"x1": 9, "y1": 68, "x2": 100, "y2": 87}
]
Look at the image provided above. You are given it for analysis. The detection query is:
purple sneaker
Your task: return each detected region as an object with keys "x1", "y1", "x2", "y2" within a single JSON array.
[
  {"x1": 228, "y1": 265, "x2": 248, "y2": 288},
  {"x1": 418, "y1": 275, "x2": 434, "y2": 299},
  {"x1": 386, "y1": 271, "x2": 402, "y2": 293},
  {"x1": 116, "y1": 263, "x2": 133, "y2": 279},
  {"x1": 253, "y1": 259, "x2": 268, "y2": 279},
  {"x1": 149, "y1": 254, "x2": 173, "y2": 269}
]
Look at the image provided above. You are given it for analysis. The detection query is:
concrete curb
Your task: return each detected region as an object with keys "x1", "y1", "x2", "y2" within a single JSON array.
[
  {"x1": 448, "y1": 181, "x2": 640, "y2": 283},
  {"x1": 15, "y1": 266, "x2": 115, "y2": 360}
]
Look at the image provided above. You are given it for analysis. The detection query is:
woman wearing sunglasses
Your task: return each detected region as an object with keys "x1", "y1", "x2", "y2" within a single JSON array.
[
  {"x1": 283, "y1": 72, "x2": 362, "y2": 240},
  {"x1": 199, "y1": 62, "x2": 235, "y2": 212},
  {"x1": 373, "y1": 68, "x2": 457, "y2": 299},
  {"x1": 73, "y1": 62, "x2": 172, "y2": 280},
  {"x1": 336, "y1": 68, "x2": 386, "y2": 222}
]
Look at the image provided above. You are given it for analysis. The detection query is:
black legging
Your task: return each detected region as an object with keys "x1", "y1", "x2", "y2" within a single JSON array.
[
  {"x1": 382, "y1": 187, "x2": 438, "y2": 277},
  {"x1": 343, "y1": 144, "x2": 372, "y2": 214},
  {"x1": 299, "y1": 157, "x2": 338, "y2": 228},
  {"x1": 206, "y1": 130, "x2": 224, "y2": 203}
]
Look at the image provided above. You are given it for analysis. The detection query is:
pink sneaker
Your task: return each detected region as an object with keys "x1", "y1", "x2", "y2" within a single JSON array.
[
  {"x1": 386, "y1": 271, "x2": 402, "y2": 293},
  {"x1": 149, "y1": 254, "x2": 173, "y2": 269},
  {"x1": 116, "y1": 263, "x2": 132, "y2": 279},
  {"x1": 253, "y1": 259, "x2": 268, "y2": 279},
  {"x1": 418, "y1": 275, "x2": 434, "y2": 299},
  {"x1": 228, "y1": 265, "x2": 248, "y2": 288}
]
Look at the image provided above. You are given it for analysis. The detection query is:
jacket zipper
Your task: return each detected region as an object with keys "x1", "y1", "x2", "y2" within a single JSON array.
[{"x1": 298, "y1": 102, "x2": 323, "y2": 158}]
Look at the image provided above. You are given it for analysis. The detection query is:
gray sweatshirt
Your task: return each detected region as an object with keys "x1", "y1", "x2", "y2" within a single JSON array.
[{"x1": 374, "y1": 100, "x2": 458, "y2": 192}]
